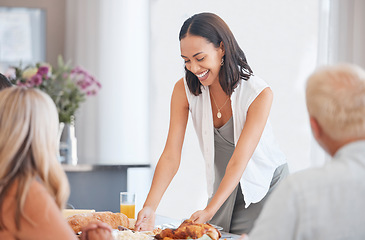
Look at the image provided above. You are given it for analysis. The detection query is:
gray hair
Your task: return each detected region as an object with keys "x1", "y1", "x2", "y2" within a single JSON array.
[{"x1": 306, "y1": 63, "x2": 365, "y2": 140}]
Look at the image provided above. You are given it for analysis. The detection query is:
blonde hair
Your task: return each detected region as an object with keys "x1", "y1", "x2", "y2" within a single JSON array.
[
  {"x1": 0, "y1": 87, "x2": 70, "y2": 230},
  {"x1": 306, "y1": 64, "x2": 365, "y2": 140}
]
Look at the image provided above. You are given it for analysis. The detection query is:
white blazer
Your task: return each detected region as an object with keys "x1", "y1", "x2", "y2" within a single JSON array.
[{"x1": 183, "y1": 75, "x2": 287, "y2": 207}]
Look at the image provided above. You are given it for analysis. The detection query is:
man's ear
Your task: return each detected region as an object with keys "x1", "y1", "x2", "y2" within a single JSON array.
[{"x1": 310, "y1": 116, "x2": 322, "y2": 140}]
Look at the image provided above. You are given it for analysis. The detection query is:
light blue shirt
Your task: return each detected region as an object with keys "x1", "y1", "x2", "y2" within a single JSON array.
[{"x1": 249, "y1": 140, "x2": 365, "y2": 240}]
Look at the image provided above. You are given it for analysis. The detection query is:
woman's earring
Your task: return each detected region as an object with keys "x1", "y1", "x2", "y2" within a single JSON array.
[{"x1": 220, "y1": 57, "x2": 224, "y2": 66}]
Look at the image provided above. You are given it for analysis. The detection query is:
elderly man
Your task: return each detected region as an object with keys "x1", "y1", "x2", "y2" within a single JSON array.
[{"x1": 241, "y1": 64, "x2": 365, "y2": 240}]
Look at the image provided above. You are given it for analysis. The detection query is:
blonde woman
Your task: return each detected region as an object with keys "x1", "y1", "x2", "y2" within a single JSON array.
[{"x1": 0, "y1": 87, "x2": 112, "y2": 240}]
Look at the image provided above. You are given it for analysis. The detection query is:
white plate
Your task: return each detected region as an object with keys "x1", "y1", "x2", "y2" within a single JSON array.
[
  {"x1": 156, "y1": 222, "x2": 223, "y2": 231},
  {"x1": 210, "y1": 224, "x2": 223, "y2": 231}
]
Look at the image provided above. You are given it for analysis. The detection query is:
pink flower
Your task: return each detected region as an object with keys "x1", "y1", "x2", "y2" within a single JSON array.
[
  {"x1": 16, "y1": 81, "x2": 27, "y2": 87},
  {"x1": 86, "y1": 90, "x2": 97, "y2": 96},
  {"x1": 8, "y1": 56, "x2": 102, "y2": 124},
  {"x1": 29, "y1": 74, "x2": 43, "y2": 87},
  {"x1": 37, "y1": 66, "x2": 49, "y2": 79},
  {"x1": 70, "y1": 66, "x2": 102, "y2": 94}
]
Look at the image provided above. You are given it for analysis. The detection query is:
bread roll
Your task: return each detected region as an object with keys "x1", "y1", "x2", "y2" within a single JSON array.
[
  {"x1": 67, "y1": 211, "x2": 130, "y2": 233},
  {"x1": 62, "y1": 209, "x2": 95, "y2": 218}
]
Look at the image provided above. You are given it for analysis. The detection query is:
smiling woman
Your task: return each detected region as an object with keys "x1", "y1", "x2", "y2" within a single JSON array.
[
  {"x1": 180, "y1": 35, "x2": 224, "y2": 88},
  {"x1": 135, "y1": 12, "x2": 288, "y2": 235},
  {"x1": 179, "y1": 13, "x2": 252, "y2": 97},
  {"x1": 148, "y1": 0, "x2": 320, "y2": 225}
]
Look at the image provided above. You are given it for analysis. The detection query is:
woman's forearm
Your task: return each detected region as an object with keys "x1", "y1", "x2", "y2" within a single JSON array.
[
  {"x1": 143, "y1": 154, "x2": 180, "y2": 211},
  {"x1": 205, "y1": 158, "x2": 247, "y2": 215},
  {"x1": 143, "y1": 78, "x2": 189, "y2": 211}
]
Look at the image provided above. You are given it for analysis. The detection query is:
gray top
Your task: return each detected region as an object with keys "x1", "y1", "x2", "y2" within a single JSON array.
[
  {"x1": 209, "y1": 117, "x2": 238, "y2": 231},
  {"x1": 249, "y1": 140, "x2": 365, "y2": 240},
  {"x1": 213, "y1": 117, "x2": 235, "y2": 190},
  {"x1": 209, "y1": 117, "x2": 289, "y2": 234}
]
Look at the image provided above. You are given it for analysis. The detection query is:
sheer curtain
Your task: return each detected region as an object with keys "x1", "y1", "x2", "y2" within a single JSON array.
[
  {"x1": 65, "y1": 0, "x2": 150, "y2": 164},
  {"x1": 312, "y1": 0, "x2": 365, "y2": 165},
  {"x1": 320, "y1": 0, "x2": 365, "y2": 66}
]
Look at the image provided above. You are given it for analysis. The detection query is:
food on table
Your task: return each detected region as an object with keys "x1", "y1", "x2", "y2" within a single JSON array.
[
  {"x1": 62, "y1": 209, "x2": 95, "y2": 218},
  {"x1": 152, "y1": 228, "x2": 163, "y2": 236},
  {"x1": 154, "y1": 219, "x2": 221, "y2": 240},
  {"x1": 129, "y1": 218, "x2": 137, "y2": 229},
  {"x1": 113, "y1": 230, "x2": 153, "y2": 240},
  {"x1": 67, "y1": 211, "x2": 131, "y2": 233}
]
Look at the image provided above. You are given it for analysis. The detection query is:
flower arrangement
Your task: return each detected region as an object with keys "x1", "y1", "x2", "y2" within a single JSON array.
[{"x1": 7, "y1": 56, "x2": 101, "y2": 123}]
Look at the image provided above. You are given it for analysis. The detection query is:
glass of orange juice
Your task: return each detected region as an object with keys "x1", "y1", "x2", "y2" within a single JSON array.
[{"x1": 120, "y1": 192, "x2": 135, "y2": 219}]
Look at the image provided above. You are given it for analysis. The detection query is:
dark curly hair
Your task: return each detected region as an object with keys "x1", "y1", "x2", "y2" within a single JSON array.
[
  {"x1": 0, "y1": 73, "x2": 12, "y2": 90},
  {"x1": 179, "y1": 12, "x2": 253, "y2": 96}
]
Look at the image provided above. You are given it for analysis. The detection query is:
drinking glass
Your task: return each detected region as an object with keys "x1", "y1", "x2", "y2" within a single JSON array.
[{"x1": 120, "y1": 192, "x2": 135, "y2": 218}]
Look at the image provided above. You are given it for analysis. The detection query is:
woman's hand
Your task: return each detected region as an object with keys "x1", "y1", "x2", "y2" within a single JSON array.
[
  {"x1": 135, "y1": 206, "x2": 156, "y2": 231},
  {"x1": 239, "y1": 234, "x2": 249, "y2": 240},
  {"x1": 80, "y1": 222, "x2": 113, "y2": 240},
  {"x1": 189, "y1": 209, "x2": 214, "y2": 224}
]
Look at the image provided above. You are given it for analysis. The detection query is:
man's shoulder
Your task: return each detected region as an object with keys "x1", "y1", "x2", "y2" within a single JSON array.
[
  {"x1": 280, "y1": 167, "x2": 332, "y2": 194},
  {"x1": 281, "y1": 160, "x2": 362, "y2": 196}
]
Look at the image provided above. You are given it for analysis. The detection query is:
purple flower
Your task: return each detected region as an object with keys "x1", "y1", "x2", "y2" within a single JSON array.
[
  {"x1": 37, "y1": 66, "x2": 49, "y2": 78},
  {"x1": 86, "y1": 89, "x2": 97, "y2": 96},
  {"x1": 70, "y1": 66, "x2": 102, "y2": 94},
  {"x1": 16, "y1": 81, "x2": 27, "y2": 87},
  {"x1": 8, "y1": 56, "x2": 102, "y2": 124},
  {"x1": 29, "y1": 74, "x2": 43, "y2": 87}
]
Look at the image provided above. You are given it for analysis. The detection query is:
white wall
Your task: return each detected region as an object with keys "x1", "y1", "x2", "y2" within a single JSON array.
[{"x1": 149, "y1": 0, "x2": 318, "y2": 220}]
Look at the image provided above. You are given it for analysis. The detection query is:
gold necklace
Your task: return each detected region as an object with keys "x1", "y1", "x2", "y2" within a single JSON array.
[{"x1": 210, "y1": 92, "x2": 230, "y2": 119}]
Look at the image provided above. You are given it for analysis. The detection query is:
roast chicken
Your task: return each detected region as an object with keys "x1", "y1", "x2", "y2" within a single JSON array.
[{"x1": 155, "y1": 219, "x2": 221, "y2": 240}]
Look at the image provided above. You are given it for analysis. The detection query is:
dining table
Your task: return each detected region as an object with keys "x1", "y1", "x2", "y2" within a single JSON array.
[{"x1": 155, "y1": 215, "x2": 242, "y2": 240}]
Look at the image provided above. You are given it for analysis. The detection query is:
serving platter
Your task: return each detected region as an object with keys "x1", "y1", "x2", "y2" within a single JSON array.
[{"x1": 156, "y1": 223, "x2": 223, "y2": 231}]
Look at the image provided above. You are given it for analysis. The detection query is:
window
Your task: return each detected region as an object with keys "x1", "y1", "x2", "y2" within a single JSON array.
[{"x1": 0, "y1": 7, "x2": 45, "y2": 72}]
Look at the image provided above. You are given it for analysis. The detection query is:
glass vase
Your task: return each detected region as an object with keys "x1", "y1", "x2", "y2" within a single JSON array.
[{"x1": 59, "y1": 116, "x2": 78, "y2": 165}]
